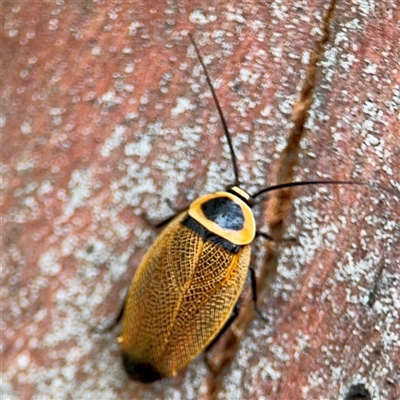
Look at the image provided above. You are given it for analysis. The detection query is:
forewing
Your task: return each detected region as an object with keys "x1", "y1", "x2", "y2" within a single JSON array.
[
  {"x1": 160, "y1": 240, "x2": 251, "y2": 373},
  {"x1": 121, "y1": 212, "x2": 202, "y2": 364},
  {"x1": 121, "y1": 212, "x2": 251, "y2": 376}
]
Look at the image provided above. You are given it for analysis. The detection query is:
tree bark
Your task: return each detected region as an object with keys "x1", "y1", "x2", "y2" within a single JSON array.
[{"x1": 2, "y1": 1, "x2": 399, "y2": 399}]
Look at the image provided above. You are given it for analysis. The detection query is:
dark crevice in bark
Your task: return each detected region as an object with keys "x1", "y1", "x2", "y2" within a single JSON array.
[
  {"x1": 270, "y1": 0, "x2": 338, "y2": 236},
  {"x1": 261, "y1": 1, "x2": 339, "y2": 300},
  {"x1": 251, "y1": 2, "x2": 340, "y2": 319}
]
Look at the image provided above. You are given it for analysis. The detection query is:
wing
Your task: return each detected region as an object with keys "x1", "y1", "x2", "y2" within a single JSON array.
[
  {"x1": 161, "y1": 237, "x2": 251, "y2": 374},
  {"x1": 120, "y1": 211, "x2": 251, "y2": 377}
]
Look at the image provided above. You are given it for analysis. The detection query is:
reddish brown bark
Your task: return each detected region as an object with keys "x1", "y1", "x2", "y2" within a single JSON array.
[{"x1": 2, "y1": 1, "x2": 399, "y2": 399}]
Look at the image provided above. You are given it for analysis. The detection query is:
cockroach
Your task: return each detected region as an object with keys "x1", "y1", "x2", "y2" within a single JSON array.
[{"x1": 117, "y1": 34, "x2": 389, "y2": 382}]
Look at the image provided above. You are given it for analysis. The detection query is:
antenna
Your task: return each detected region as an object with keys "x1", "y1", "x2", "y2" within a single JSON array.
[
  {"x1": 188, "y1": 33, "x2": 240, "y2": 186},
  {"x1": 251, "y1": 180, "x2": 391, "y2": 200}
]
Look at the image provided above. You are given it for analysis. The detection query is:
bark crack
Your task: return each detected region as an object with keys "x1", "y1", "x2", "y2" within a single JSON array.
[{"x1": 269, "y1": 0, "x2": 338, "y2": 236}]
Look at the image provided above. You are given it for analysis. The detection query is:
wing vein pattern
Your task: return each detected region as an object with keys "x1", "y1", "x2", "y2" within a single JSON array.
[{"x1": 121, "y1": 212, "x2": 251, "y2": 375}]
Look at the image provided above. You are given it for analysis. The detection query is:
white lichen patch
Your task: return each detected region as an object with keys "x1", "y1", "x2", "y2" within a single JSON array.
[
  {"x1": 128, "y1": 21, "x2": 144, "y2": 36},
  {"x1": 124, "y1": 134, "x2": 152, "y2": 159},
  {"x1": 101, "y1": 124, "x2": 127, "y2": 157},
  {"x1": 64, "y1": 168, "x2": 93, "y2": 218},
  {"x1": 38, "y1": 249, "x2": 62, "y2": 276},
  {"x1": 171, "y1": 96, "x2": 196, "y2": 117},
  {"x1": 98, "y1": 89, "x2": 123, "y2": 108},
  {"x1": 189, "y1": 9, "x2": 217, "y2": 25}
]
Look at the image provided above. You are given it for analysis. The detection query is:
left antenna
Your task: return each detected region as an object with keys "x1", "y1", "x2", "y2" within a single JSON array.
[{"x1": 188, "y1": 33, "x2": 240, "y2": 186}]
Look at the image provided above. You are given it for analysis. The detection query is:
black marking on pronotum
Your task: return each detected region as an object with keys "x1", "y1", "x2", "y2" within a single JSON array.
[{"x1": 201, "y1": 197, "x2": 244, "y2": 231}]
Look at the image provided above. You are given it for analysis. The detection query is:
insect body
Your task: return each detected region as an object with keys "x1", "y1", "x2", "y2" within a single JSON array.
[
  {"x1": 117, "y1": 35, "x2": 378, "y2": 382},
  {"x1": 119, "y1": 186, "x2": 254, "y2": 381}
]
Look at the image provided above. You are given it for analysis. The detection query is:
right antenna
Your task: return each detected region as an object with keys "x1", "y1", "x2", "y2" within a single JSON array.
[{"x1": 188, "y1": 33, "x2": 240, "y2": 186}]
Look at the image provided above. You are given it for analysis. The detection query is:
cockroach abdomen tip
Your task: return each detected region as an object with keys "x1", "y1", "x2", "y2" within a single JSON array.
[{"x1": 122, "y1": 353, "x2": 164, "y2": 383}]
